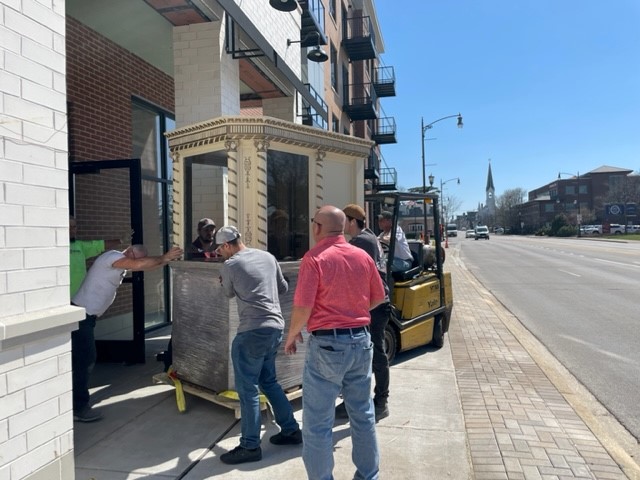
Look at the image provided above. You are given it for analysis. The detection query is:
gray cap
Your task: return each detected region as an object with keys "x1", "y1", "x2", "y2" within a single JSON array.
[
  {"x1": 378, "y1": 210, "x2": 394, "y2": 220},
  {"x1": 215, "y1": 226, "x2": 241, "y2": 244}
]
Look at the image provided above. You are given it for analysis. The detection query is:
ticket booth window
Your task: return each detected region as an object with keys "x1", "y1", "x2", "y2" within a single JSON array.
[{"x1": 267, "y1": 150, "x2": 309, "y2": 260}]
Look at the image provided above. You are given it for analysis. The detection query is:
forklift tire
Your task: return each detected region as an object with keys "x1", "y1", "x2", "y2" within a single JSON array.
[
  {"x1": 384, "y1": 324, "x2": 398, "y2": 363},
  {"x1": 431, "y1": 315, "x2": 444, "y2": 349}
]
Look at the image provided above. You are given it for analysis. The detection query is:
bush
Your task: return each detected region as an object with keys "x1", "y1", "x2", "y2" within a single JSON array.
[{"x1": 556, "y1": 225, "x2": 576, "y2": 237}]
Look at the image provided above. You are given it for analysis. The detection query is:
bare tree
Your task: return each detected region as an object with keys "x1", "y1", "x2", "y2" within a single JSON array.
[
  {"x1": 443, "y1": 194, "x2": 463, "y2": 223},
  {"x1": 496, "y1": 188, "x2": 527, "y2": 229}
]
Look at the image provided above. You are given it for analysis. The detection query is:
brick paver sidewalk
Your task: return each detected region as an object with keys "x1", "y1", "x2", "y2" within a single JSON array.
[{"x1": 447, "y1": 249, "x2": 628, "y2": 480}]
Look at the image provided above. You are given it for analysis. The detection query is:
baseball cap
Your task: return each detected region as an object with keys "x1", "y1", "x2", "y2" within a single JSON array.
[
  {"x1": 197, "y1": 218, "x2": 216, "y2": 230},
  {"x1": 343, "y1": 204, "x2": 366, "y2": 221},
  {"x1": 215, "y1": 226, "x2": 241, "y2": 244},
  {"x1": 378, "y1": 210, "x2": 394, "y2": 220}
]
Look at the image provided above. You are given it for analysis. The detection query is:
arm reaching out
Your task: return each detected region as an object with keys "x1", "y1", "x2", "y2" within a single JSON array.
[{"x1": 112, "y1": 246, "x2": 183, "y2": 271}]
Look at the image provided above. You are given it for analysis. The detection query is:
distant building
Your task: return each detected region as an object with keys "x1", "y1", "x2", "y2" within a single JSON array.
[{"x1": 519, "y1": 165, "x2": 640, "y2": 232}]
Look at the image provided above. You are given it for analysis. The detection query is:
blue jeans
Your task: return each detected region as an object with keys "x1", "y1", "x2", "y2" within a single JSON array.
[
  {"x1": 231, "y1": 327, "x2": 299, "y2": 449},
  {"x1": 391, "y1": 257, "x2": 412, "y2": 272},
  {"x1": 72, "y1": 314, "x2": 97, "y2": 412},
  {"x1": 302, "y1": 331, "x2": 379, "y2": 480}
]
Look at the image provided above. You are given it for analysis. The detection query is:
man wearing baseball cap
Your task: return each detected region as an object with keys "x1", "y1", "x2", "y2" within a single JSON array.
[
  {"x1": 215, "y1": 226, "x2": 302, "y2": 465},
  {"x1": 189, "y1": 217, "x2": 217, "y2": 260},
  {"x1": 340, "y1": 204, "x2": 391, "y2": 421},
  {"x1": 378, "y1": 210, "x2": 413, "y2": 272}
]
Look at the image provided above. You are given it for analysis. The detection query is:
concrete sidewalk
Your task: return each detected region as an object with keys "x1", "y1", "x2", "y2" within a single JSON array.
[{"x1": 73, "y1": 246, "x2": 636, "y2": 479}]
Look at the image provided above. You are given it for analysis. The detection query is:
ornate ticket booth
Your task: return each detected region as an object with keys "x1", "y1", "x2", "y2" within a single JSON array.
[{"x1": 166, "y1": 116, "x2": 372, "y2": 394}]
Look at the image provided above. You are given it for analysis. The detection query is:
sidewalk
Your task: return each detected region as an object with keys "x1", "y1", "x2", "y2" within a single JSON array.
[{"x1": 73, "y1": 246, "x2": 635, "y2": 479}]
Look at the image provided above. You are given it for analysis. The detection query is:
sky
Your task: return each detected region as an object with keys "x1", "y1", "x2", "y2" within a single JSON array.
[{"x1": 374, "y1": 0, "x2": 640, "y2": 216}]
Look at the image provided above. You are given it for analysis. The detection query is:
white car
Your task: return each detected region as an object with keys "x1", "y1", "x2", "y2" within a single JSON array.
[
  {"x1": 474, "y1": 226, "x2": 490, "y2": 240},
  {"x1": 465, "y1": 229, "x2": 475, "y2": 238}
]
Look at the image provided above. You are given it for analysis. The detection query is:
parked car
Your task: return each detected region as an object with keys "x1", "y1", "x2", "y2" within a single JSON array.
[
  {"x1": 608, "y1": 224, "x2": 625, "y2": 235},
  {"x1": 580, "y1": 225, "x2": 601, "y2": 235},
  {"x1": 474, "y1": 225, "x2": 490, "y2": 240},
  {"x1": 626, "y1": 225, "x2": 640, "y2": 233},
  {"x1": 465, "y1": 229, "x2": 475, "y2": 238}
]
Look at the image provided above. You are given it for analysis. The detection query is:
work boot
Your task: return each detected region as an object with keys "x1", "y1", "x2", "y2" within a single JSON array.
[
  {"x1": 374, "y1": 400, "x2": 389, "y2": 422},
  {"x1": 219, "y1": 445, "x2": 262, "y2": 465},
  {"x1": 269, "y1": 428, "x2": 303, "y2": 445},
  {"x1": 73, "y1": 406, "x2": 103, "y2": 423}
]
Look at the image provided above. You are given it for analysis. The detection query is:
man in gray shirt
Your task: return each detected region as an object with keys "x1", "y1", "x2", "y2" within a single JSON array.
[{"x1": 216, "y1": 226, "x2": 302, "y2": 465}]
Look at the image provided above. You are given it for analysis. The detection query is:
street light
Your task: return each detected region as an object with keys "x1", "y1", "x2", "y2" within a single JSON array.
[
  {"x1": 440, "y1": 177, "x2": 460, "y2": 248},
  {"x1": 440, "y1": 177, "x2": 461, "y2": 222},
  {"x1": 558, "y1": 171, "x2": 581, "y2": 237},
  {"x1": 421, "y1": 114, "x2": 463, "y2": 193}
]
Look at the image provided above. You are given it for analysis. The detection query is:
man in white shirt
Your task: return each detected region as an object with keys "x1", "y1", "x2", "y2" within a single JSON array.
[
  {"x1": 377, "y1": 210, "x2": 413, "y2": 272},
  {"x1": 71, "y1": 244, "x2": 183, "y2": 422}
]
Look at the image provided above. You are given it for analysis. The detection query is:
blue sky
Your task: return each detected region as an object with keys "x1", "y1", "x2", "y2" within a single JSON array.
[{"x1": 375, "y1": 0, "x2": 640, "y2": 215}]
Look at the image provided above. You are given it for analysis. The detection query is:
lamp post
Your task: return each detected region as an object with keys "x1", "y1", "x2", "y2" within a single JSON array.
[
  {"x1": 421, "y1": 114, "x2": 463, "y2": 193},
  {"x1": 558, "y1": 171, "x2": 581, "y2": 237},
  {"x1": 439, "y1": 177, "x2": 460, "y2": 248}
]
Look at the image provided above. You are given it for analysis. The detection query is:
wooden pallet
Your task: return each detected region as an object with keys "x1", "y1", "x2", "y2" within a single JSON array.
[{"x1": 152, "y1": 372, "x2": 302, "y2": 419}]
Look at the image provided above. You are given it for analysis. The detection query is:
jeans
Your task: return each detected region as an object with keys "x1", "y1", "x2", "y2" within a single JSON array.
[
  {"x1": 391, "y1": 257, "x2": 412, "y2": 272},
  {"x1": 302, "y1": 331, "x2": 378, "y2": 480},
  {"x1": 369, "y1": 302, "x2": 390, "y2": 405},
  {"x1": 231, "y1": 327, "x2": 299, "y2": 449},
  {"x1": 72, "y1": 314, "x2": 97, "y2": 412}
]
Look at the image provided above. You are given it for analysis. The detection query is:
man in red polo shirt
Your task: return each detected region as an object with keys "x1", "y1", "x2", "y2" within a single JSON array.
[{"x1": 285, "y1": 205, "x2": 385, "y2": 480}]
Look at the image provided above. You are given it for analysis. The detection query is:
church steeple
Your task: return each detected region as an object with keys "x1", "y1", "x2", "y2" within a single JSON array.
[{"x1": 485, "y1": 159, "x2": 496, "y2": 216}]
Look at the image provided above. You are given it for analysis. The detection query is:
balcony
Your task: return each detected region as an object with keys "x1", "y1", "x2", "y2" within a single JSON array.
[
  {"x1": 377, "y1": 167, "x2": 397, "y2": 191},
  {"x1": 343, "y1": 16, "x2": 376, "y2": 61},
  {"x1": 300, "y1": 83, "x2": 328, "y2": 129},
  {"x1": 343, "y1": 83, "x2": 377, "y2": 121},
  {"x1": 364, "y1": 167, "x2": 379, "y2": 180},
  {"x1": 371, "y1": 117, "x2": 397, "y2": 145},
  {"x1": 297, "y1": 0, "x2": 327, "y2": 47},
  {"x1": 373, "y1": 66, "x2": 395, "y2": 97}
]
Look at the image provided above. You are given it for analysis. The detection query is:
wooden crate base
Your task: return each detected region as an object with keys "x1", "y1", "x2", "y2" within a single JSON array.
[{"x1": 153, "y1": 373, "x2": 302, "y2": 419}]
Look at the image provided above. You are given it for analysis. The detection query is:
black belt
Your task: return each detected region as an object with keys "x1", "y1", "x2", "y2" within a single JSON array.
[{"x1": 311, "y1": 326, "x2": 369, "y2": 336}]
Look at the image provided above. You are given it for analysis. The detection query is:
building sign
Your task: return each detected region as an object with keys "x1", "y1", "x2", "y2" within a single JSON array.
[{"x1": 605, "y1": 203, "x2": 624, "y2": 216}]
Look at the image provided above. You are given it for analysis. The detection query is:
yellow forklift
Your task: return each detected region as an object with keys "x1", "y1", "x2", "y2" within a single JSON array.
[{"x1": 366, "y1": 191, "x2": 453, "y2": 361}]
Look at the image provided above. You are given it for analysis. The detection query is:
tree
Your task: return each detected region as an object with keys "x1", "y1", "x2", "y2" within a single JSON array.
[
  {"x1": 495, "y1": 188, "x2": 527, "y2": 229},
  {"x1": 443, "y1": 194, "x2": 463, "y2": 223}
]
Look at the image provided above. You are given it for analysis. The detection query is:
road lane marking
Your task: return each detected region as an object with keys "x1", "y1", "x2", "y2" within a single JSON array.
[
  {"x1": 558, "y1": 269, "x2": 581, "y2": 277},
  {"x1": 593, "y1": 257, "x2": 640, "y2": 268}
]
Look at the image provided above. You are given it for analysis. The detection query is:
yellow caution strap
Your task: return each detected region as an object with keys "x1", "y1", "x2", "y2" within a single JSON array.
[
  {"x1": 219, "y1": 390, "x2": 267, "y2": 403},
  {"x1": 167, "y1": 367, "x2": 186, "y2": 413}
]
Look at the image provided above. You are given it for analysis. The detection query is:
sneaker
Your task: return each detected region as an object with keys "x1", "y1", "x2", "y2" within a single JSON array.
[
  {"x1": 375, "y1": 403, "x2": 389, "y2": 422},
  {"x1": 269, "y1": 429, "x2": 302, "y2": 445},
  {"x1": 219, "y1": 445, "x2": 262, "y2": 465},
  {"x1": 335, "y1": 401, "x2": 349, "y2": 419},
  {"x1": 73, "y1": 406, "x2": 103, "y2": 423}
]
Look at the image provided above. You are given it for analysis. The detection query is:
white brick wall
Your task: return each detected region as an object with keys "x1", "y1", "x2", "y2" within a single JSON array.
[
  {"x1": 173, "y1": 22, "x2": 240, "y2": 127},
  {"x1": 0, "y1": 1, "x2": 75, "y2": 479}
]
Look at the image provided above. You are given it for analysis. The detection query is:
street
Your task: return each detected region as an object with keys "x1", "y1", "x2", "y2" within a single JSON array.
[{"x1": 457, "y1": 234, "x2": 640, "y2": 442}]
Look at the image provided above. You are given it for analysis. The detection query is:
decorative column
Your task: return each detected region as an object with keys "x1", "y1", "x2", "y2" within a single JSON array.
[
  {"x1": 170, "y1": 150, "x2": 184, "y2": 248},
  {"x1": 313, "y1": 149, "x2": 326, "y2": 212},
  {"x1": 225, "y1": 139, "x2": 239, "y2": 228}
]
